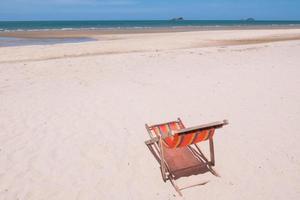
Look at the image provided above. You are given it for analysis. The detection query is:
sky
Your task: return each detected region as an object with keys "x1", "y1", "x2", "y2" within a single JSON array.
[{"x1": 0, "y1": 0, "x2": 300, "y2": 21}]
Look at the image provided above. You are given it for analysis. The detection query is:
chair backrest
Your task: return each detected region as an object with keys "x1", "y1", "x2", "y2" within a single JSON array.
[{"x1": 148, "y1": 120, "x2": 215, "y2": 148}]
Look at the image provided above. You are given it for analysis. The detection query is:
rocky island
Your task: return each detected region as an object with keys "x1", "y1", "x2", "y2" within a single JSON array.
[{"x1": 171, "y1": 17, "x2": 184, "y2": 21}]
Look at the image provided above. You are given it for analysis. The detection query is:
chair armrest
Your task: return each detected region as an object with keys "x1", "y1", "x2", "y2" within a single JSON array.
[
  {"x1": 145, "y1": 137, "x2": 159, "y2": 145},
  {"x1": 173, "y1": 120, "x2": 228, "y2": 135}
]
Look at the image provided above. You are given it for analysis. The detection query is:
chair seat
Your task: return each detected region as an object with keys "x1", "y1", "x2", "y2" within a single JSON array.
[{"x1": 163, "y1": 145, "x2": 206, "y2": 179}]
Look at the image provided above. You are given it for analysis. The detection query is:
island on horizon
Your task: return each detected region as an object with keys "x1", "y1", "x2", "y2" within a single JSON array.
[{"x1": 170, "y1": 17, "x2": 184, "y2": 21}]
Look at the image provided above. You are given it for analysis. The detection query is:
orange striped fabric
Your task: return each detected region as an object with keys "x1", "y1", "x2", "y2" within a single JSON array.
[{"x1": 150, "y1": 122, "x2": 215, "y2": 148}]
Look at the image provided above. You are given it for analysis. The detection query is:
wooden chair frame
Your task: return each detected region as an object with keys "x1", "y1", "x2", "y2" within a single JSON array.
[{"x1": 145, "y1": 118, "x2": 228, "y2": 196}]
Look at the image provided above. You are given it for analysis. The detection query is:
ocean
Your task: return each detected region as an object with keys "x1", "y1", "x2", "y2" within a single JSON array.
[
  {"x1": 1, "y1": 20, "x2": 300, "y2": 47},
  {"x1": 1, "y1": 20, "x2": 300, "y2": 31}
]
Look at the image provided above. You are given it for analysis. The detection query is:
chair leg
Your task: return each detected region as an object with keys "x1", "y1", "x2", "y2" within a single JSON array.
[
  {"x1": 146, "y1": 144, "x2": 161, "y2": 164},
  {"x1": 209, "y1": 137, "x2": 215, "y2": 166},
  {"x1": 169, "y1": 176, "x2": 183, "y2": 196},
  {"x1": 158, "y1": 136, "x2": 167, "y2": 182},
  {"x1": 193, "y1": 144, "x2": 220, "y2": 177}
]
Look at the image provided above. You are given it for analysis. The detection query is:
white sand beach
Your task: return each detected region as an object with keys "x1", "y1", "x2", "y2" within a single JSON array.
[{"x1": 0, "y1": 29, "x2": 300, "y2": 199}]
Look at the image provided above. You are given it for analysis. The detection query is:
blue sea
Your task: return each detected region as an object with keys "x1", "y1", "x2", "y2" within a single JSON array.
[
  {"x1": 1, "y1": 20, "x2": 300, "y2": 31},
  {"x1": 1, "y1": 20, "x2": 300, "y2": 47}
]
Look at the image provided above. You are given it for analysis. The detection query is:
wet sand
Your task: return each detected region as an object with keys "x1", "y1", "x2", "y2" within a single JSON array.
[
  {"x1": 1, "y1": 25, "x2": 300, "y2": 39},
  {"x1": 1, "y1": 28, "x2": 300, "y2": 64}
]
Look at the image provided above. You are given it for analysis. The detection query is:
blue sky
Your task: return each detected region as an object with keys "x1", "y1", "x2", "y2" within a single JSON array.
[{"x1": 0, "y1": 0, "x2": 299, "y2": 20}]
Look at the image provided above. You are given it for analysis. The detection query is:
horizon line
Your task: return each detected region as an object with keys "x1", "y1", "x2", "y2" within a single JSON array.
[{"x1": 1, "y1": 19, "x2": 300, "y2": 22}]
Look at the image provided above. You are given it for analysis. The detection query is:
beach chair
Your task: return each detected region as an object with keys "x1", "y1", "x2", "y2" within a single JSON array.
[{"x1": 145, "y1": 118, "x2": 228, "y2": 196}]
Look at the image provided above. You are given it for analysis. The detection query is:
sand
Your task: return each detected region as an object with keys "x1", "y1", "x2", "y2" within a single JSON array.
[{"x1": 0, "y1": 29, "x2": 300, "y2": 199}]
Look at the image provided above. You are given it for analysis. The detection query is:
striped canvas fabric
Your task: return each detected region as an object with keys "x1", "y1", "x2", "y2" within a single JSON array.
[{"x1": 150, "y1": 121, "x2": 215, "y2": 148}]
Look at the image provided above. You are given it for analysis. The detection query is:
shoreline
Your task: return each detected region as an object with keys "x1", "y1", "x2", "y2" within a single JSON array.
[
  {"x1": 1, "y1": 25, "x2": 300, "y2": 39},
  {"x1": 1, "y1": 28, "x2": 300, "y2": 63}
]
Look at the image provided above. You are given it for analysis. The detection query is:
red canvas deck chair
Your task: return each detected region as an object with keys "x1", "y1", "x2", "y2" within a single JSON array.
[{"x1": 145, "y1": 118, "x2": 228, "y2": 196}]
